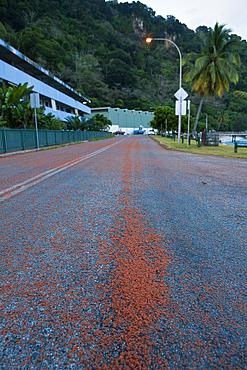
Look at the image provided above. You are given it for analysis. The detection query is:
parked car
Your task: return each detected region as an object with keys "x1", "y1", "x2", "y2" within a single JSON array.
[
  {"x1": 133, "y1": 125, "x2": 146, "y2": 134},
  {"x1": 113, "y1": 131, "x2": 125, "y2": 135}
]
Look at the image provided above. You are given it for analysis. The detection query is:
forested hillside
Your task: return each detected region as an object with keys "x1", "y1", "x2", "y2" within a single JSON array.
[{"x1": 1, "y1": 0, "x2": 247, "y2": 131}]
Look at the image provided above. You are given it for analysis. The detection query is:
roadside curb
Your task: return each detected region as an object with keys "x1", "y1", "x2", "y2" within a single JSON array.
[
  {"x1": 0, "y1": 148, "x2": 39, "y2": 158},
  {"x1": 149, "y1": 136, "x2": 172, "y2": 150}
]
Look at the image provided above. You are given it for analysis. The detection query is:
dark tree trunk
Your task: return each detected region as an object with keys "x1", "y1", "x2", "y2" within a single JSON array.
[{"x1": 192, "y1": 93, "x2": 204, "y2": 135}]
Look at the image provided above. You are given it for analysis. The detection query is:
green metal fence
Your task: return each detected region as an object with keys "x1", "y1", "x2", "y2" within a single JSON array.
[{"x1": 0, "y1": 129, "x2": 113, "y2": 153}]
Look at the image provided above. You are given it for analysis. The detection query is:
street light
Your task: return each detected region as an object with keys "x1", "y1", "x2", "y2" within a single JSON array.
[{"x1": 146, "y1": 37, "x2": 183, "y2": 144}]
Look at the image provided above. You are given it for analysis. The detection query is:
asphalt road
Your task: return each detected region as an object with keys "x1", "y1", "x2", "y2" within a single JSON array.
[{"x1": 0, "y1": 137, "x2": 246, "y2": 369}]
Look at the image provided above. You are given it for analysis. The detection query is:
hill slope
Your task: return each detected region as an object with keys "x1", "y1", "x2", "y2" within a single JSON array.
[{"x1": 1, "y1": 0, "x2": 247, "y2": 130}]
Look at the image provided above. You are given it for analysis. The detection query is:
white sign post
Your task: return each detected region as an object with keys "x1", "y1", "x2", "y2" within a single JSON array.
[
  {"x1": 30, "y1": 93, "x2": 40, "y2": 149},
  {"x1": 174, "y1": 87, "x2": 188, "y2": 145},
  {"x1": 187, "y1": 100, "x2": 191, "y2": 148}
]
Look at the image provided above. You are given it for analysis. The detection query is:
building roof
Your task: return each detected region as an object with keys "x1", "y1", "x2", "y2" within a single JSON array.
[{"x1": 0, "y1": 38, "x2": 90, "y2": 104}]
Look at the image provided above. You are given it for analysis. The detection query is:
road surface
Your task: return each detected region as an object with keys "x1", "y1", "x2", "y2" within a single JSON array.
[{"x1": 0, "y1": 137, "x2": 246, "y2": 369}]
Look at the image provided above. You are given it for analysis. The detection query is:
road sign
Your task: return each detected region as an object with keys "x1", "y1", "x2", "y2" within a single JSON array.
[
  {"x1": 175, "y1": 100, "x2": 187, "y2": 115},
  {"x1": 30, "y1": 93, "x2": 40, "y2": 108},
  {"x1": 174, "y1": 87, "x2": 188, "y2": 145},
  {"x1": 30, "y1": 93, "x2": 40, "y2": 149},
  {"x1": 174, "y1": 87, "x2": 188, "y2": 101}
]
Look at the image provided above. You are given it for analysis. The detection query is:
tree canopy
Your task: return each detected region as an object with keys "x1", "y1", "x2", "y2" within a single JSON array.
[
  {"x1": 184, "y1": 23, "x2": 242, "y2": 133},
  {"x1": 86, "y1": 114, "x2": 112, "y2": 131},
  {"x1": 150, "y1": 105, "x2": 188, "y2": 132}
]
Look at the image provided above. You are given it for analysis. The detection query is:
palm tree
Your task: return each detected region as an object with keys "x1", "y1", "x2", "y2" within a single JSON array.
[
  {"x1": 65, "y1": 116, "x2": 86, "y2": 131},
  {"x1": 184, "y1": 23, "x2": 241, "y2": 135}
]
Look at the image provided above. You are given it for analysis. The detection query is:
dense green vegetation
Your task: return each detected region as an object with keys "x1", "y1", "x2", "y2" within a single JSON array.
[
  {"x1": 0, "y1": 82, "x2": 111, "y2": 130},
  {"x1": 0, "y1": 82, "x2": 66, "y2": 129},
  {"x1": 65, "y1": 113, "x2": 112, "y2": 131},
  {"x1": 1, "y1": 0, "x2": 247, "y2": 131}
]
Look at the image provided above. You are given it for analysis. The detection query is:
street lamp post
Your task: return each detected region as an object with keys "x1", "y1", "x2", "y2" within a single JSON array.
[{"x1": 146, "y1": 37, "x2": 183, "y2": 144}]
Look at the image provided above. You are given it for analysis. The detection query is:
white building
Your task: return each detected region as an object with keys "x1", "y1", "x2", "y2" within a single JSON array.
[
  {"x1": 0, "y1": 38, "x2": 91, "y2": 120},
  {"x1": 88, "y1": 107, "x2": 155, "y2": 134}
]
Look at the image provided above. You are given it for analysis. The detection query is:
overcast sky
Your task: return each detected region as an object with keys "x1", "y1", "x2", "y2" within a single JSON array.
[{"x1": 122, "y1": 0, "x2": 247, "y2": 40}]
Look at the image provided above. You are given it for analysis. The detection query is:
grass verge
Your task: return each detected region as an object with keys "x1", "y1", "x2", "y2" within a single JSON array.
[{"x1": 152, "y1": 136, "x2": 247, "y2": 159}]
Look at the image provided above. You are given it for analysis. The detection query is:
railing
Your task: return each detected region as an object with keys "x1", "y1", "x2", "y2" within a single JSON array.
[
  {"x1": 0, "y1": 129, "x2": 113, "y2": 153},
  {"x1": 218, "y1": 131, "x2": 247, "y2": 136}
]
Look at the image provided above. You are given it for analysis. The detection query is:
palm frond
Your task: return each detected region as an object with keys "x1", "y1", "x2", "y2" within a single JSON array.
[
  {"x1": 217, "y1": 58, "x2": 239, "y2": 84},
  {"x1": 182, "y1": 52, "x2": 199, "y2": 65},
  {"x1": 234, "y1": 90, "x2": 247, "y2": 99}
]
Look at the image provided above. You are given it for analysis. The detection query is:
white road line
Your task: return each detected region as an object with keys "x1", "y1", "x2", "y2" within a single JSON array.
[
  {"x1": 0, "y1": 146, "x2": 110, "y2": 195},
  {"x1": 0, "y1": 138, "x2": 126, "y2": 203}
]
